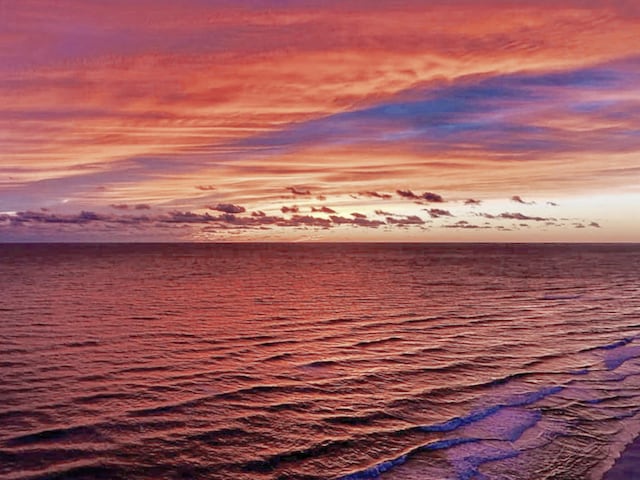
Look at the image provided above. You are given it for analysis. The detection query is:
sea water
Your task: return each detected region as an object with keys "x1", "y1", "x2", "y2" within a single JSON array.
[{"x1": 1, "y1": 243, "x2": 640, "y2": 479}]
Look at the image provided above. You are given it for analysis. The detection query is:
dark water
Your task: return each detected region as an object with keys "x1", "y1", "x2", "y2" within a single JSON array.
[{"x1": 1, "y1": 243, "x2": 640, "y2": 480}]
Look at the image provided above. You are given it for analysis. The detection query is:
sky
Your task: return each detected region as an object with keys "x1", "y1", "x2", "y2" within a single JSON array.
[{"x1": 1, "y1": 0, "x2": 639, "y2": 242}]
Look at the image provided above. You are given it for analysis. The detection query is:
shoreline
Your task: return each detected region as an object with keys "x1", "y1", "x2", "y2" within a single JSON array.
[{"x1": 602, "y1": 435, "x2": 640, "y2": 480}]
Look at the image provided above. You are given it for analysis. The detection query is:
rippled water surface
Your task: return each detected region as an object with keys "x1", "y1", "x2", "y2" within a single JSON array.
[{"x1": 2, "y1": 243, "x2": 640, "y2": 480}]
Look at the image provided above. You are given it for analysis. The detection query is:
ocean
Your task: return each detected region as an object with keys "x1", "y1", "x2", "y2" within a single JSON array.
[{"x1": 1, "y1": 243, "x2": 640, "y2": 480}]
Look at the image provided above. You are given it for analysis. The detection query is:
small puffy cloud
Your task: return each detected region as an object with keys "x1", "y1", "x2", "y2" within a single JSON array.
[
  {"x1": 397, "y1": 190, "x2": 444, "y2": 202},
  {"x1": 351, "y1": 212, "x2": 367, "y2": 219},
  {"x1": 285, "y1": 215, "x2": 331, "y2": 228},
  {"x1": 287, "y1": 186, "x2": 311, "y2": 195},
  {"x1": 110, "y1": 203, "x2": 151, "y2": 210},
  {"x1": 252, "y1": 210, "x2": 266, "y2": 217},
  {"x1": 425, "y1": 208, "x2": 453, "y2": 218},
  {"x1": 360, "y1": 191, "x2": 392, "y2": 200},
  {"x1": 311, "y1": 206, "x2": 337, "y2": 214},
  {"x1": 589, "y1": 221, "x2": 601, "y2": 228},
  {"x1": 444, "y1": 220, "x2": 487, "y2": 229},
  {"x1": 375, "y1": 209, "x2": 397, "y2": 216},
  {"x1": 195, "y1": 185, "x2": 216, "y2": 191},
  {"x1": 421, "y1": 192, "x2": 444, "y2": 203},
  {"x1": 386, "y1": 215, "x2": 425, "y2": 226},
  {"x1": 464, "y1": 198, "x2": 482, "y2": 205},
  {"x1": 511, "y1": 195, "x2": 535, "y2": 205},
  {"x1": 330, "y1": 215, "x2": 385, "y2": 228},
  {"x1": 281, "y1": 205, "x2": 300, "y2": 214},
  {"x1": 209, "y1": 203, "x2": 246, "y2": 214},
  {"x1": 396, "y1": 189, "x2": 419, "y2": 199},
  {"x1": 547, "y1": 201, "x2": 559, "y2": 206}
]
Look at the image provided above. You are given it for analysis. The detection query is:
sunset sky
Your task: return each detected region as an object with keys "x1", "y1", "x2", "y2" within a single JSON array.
[{"x1": 1, "y1": 0, "x2": 639, "y2": 242}]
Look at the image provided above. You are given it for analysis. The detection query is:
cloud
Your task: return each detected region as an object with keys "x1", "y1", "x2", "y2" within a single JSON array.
[
  {"x1": 589, "y1": 221, "x2": 601, "y2": 228},
  {"x1": 351, "y1": 212, "x2": 367, "y2": 219},
  {"x1": 287, "y1": 186, "x2": 311, "y2": 195},
  {"x1": 2, "y1": 210, "x2": 109, "y2": 225},
  {"x1": 498, "y1": 212, "x2": 552, "y2": 222},
  {"x1": 284, "y1": 215, "x2": 331, "y2": 228},
  {"x1": 375, "y1": 209, "x2": 396, "y2": 216},
  {"x1": 511, "y1": 195, "x2": 535, "y2": 205},
  {"x1": 281, "y1": 205, "x2": 300, "y2": 214},
  {"x1": 444, "y1": 220, "x2": 488, "y2": 229},
  {"x1": 546, "y1": 201, "x2": 559, "y2": 206},
  {"x1": 330, "y1": 215, "x2": 385, "y2": 228},
  {"x1": 464, "y1": 198, "x2": 482, "y2": 205},
  {"x1": 311, "y1": 206, "x2": 337, "y2": 214},
  {"x1": 396, "y1": 190, "x2": 444, "y2": 202},
  {"x1": 3, "y1": 3, "x2": 639, "y2": 242},
  {"x1": 209, "y1": 203, "x2": 246, "y2": 214},
  {"x1": 396, "y1": 189, "x2": 419, "y2": 199},
  {"x1": 385, "y1": 215, "x2": 425, "y2": 226},
  {"x1": 425, "y1": 208, "x2": 453, "y2": 218},
  {"x1": 422, "y1": 192, "x2": 444, "y2": 203},
  {"x1": 110, "y1": 204, "x2": 130, "y2": 210},
  {"x1": 360, "y1": 191, "x2": 393, "y2": 200}
]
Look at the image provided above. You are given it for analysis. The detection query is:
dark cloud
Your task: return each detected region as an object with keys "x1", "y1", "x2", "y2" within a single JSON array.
[
  {"x1": 2, "y1": 210, "x2": 113, "y2": 225},
  {"x1": 195, "y1": 185, "x2": 216, "y2": 191},
  {"x1": 396, "y1": 189, "x2": 419, "y2": 199},
  {"x1": 165, "y1": 211, "x2": 218, "y2": 223},
  {"x1": 498, "y1": 212, "x2": 552, "y2": 222},
  {"x1": 589, "y1": 221, "x2": 601, "y2": 228},
  {"x1": 386, "y1": 215, "x2": 425, "y2": 226},
  {"x1": 511, "y1": 195, "x2": 535, "y2": 205},
  {"x1": 110, "y1": 203, "x2": 151, "y2": 210},
  {"x1": 330, "y1": 215, "x2": 385, "y2": 228},
  {"x1": 311, "y1": 206, "x2": 337, "y2": 214},
  {"x1": 464, "y1": 198, "x2": 482, "y2": 205},
  {"x1": 375, "y1": 209, "x2": 397, "y2": 216},
  {"x1": 360, "y1": 191, "x2": 393, "y2": 200},
  {"x1": 444, "y1": 220, "x2": 487, "y2": 229},
  {"x1": 425, "y1": 208, "x2": 453, "y2": 218},
  {"x1": 209, "y1": 203, "x2": 246, "y2": 214},
  {"x1": 287, "y1": 186, "x2": 311, "y2": 195},
  {"x1": 281, "y1": 205, "x2": 300, "y2": 214},
  {"x1": 396, "y1": 190, "x2": 444, "y2": 202},
  {"x1": 1, "y1": 208, "x2": 431, "y2": 235},
  {"x1": 283, "y1": 215, "x2": 331, "y2": 228},
  {"x1": 351, "y1": 212, "x2": 367, "y2": 219},
  {"x1": 422, "y1": 192, "x2": 444, "y2": 203},
  {"x1": 547, "y1": 201, "x2": 559, "y2": 206}
]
